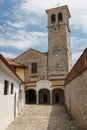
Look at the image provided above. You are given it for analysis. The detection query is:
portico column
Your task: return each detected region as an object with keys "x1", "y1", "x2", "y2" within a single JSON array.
[
  {"x1": 50, "y1": 90, "x2": 52, "y2": 104},
  {"x1": 36, "y1": 91, "x2": 39, "y2": 104}
]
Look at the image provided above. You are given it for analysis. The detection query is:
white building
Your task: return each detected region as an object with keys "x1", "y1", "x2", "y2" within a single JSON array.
[{"x1": 0, "y1": 54, "x2": 25, "y2": 130}]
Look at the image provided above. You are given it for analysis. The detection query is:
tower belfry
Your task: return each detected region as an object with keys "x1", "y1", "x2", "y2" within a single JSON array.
[{"x1": 46, "y1": 5, "x2": 72, "y2": 80}]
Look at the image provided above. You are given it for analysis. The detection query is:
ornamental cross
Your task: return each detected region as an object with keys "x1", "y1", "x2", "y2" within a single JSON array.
[{"x1": 57, "y1": 0, "x2": 61, "y2": 7}]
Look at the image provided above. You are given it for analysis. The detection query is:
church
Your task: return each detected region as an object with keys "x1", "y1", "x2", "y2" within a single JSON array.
[
  {"x1": 1, "y1": 4, "x2": 87, "y2": 129},
  {"x1": 7, "y1": 5, "x2": 72, "y2": 105}
]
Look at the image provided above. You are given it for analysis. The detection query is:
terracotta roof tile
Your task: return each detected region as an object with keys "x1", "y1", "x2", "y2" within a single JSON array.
[
  {"x1": 51, "y1": 80, "x2": 65, "y2": 86},
  {"x1": 0, "y1": 54, "x2": 24, "y2": 84},
  {"x1": 25, "y1": 82, "x2": 36, "y2": 87},
  {"x1": 25, "y1": 79, "x2": 65, "y2": 87},
  {"x1": 6, "y1": 59, "x2": 27, "y2": 68}
]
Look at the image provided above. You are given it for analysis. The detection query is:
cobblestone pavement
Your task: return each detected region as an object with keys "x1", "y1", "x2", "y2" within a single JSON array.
[{"x1": 6, "y1": 105, "x2": 85, "y2": 130}]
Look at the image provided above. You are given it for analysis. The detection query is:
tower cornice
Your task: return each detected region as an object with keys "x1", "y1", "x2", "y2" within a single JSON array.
[{"x1": 46, "y1": 5, "x2": 71, "y2": 18}]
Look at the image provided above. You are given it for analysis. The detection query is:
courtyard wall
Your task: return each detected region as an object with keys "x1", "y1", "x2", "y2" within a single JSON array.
[{"x1": 65, "y1": 49, "x2": 87, "y2": 128}]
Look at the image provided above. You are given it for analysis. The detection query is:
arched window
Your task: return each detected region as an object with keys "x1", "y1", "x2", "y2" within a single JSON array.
[
  {"x1": 58, "y1": 12, "x2": 63, "y2": 22},
  {"x1": 51, "y1": 14, "x2": 56, "y2": 23}
]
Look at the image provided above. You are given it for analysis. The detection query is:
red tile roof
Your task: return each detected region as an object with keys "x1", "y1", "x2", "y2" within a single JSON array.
[
  {"x1": 6, "y1": 59, "x2": 27, "y2": 68},
  {"x1": 51, "y1": 79, "x2": 65, "y2": 86},
  {"x1": 0, "y1": 54, "x2": 24, "y2": 84},
  {"x1": 25, "y1": 82, "x2": 36, "y2": 87},
  {"x1": 25, "y1": 79, "x2": 65, "y2": 87}
]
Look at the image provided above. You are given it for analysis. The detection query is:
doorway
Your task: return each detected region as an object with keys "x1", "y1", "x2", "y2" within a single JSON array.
[
  {"x1": 39, "y1": 89, "x2": 50, "y2": 104},
  {"x1": 52, "y1": 89, "x2": 64, "y2": 104},
  {"x1": 43, "y1": 94, "x2": 48, "y2": 103},
  {"x1": 55, "y1": 94, "x2": 59, "y2": 103},
  {"x1": 26, "y1": 89, "x2": 36, "y2": 104}
]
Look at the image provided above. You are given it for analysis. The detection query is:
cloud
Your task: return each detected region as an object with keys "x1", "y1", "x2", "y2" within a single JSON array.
[
  {"x1": 71, "y1": 36, "x2": 87, "y2": 64},
  {"x1": 0, "y1": 0, "x2": 4, "y2": 3},
  {"x1": 0, "y1": 0, "x2": 87, "y2": 63},
  {"x1": 0, "y1": 51, "x2": 17, "y2": 58},
  {"x1": 71, "y1": 36, "x2": 87, "y2": 51},
  {"x1": 20, "y1": 0, "x2": 57, "y2": 15},
  {"x1": 72, "y1": 52, "x2": 82, "y2": 65},
  {"x1": 7, "y1": 21, "x2": 27, "y2": 28},
  {"x1": 0, "y1": 27, "x2": 48, "y2": 50},
  {"x1": 19, "y1": 0, "x2": 87, "y2": 33}
]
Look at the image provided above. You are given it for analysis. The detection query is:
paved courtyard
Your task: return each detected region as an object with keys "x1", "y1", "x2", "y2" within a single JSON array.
[{"x1": 6, "y1": 105, "x2": 85, "y2": 130}]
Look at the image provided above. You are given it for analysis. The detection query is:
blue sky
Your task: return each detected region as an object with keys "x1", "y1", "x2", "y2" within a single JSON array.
[{"x1": 0, "y1": 0, "x2": 87, "y2": 65}]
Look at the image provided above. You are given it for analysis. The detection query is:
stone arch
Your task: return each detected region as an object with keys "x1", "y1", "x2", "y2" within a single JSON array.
[
  {"x1": 36, "y1": 80, "x2": 52, "y2": 90},
  {"x1": 52, "y1": 89, "x2": 64, "y2": 104},
  {"x1": 26, "y1": 89, "x2": 36, "y2": 104},
  {"x1": 39, "y1": 89, "x2": 50, "y2": 104}
]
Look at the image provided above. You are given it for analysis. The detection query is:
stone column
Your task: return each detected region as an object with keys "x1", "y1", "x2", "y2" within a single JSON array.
[
  {"x1": 50, "y1": 90, "x2": 52, "y2": 104},
  {"x1": 36, "y1": 91, "x2": 39, "y2": 105}
]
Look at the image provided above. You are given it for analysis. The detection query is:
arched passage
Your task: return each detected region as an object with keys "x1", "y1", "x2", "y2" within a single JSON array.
[
  {"x1": 52, "y1": 89, "x2": 64, "y2": 104},
  {"x1": 39, "y1": 89, "x2": 50, "y2": 104},
  {"x1": 26, "y1": 89, "x2": 36, "y2": 104}
]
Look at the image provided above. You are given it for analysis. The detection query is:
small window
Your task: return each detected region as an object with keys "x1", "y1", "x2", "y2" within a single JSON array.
[
  {"x1": 51, "y1": 14, "x2": 56, "y2": 23},
  {"x1": 31, "y1": 63, "x2": 37, "y2": 74},
  {"x1": 4, "y1": 80, "x2": 9, "y2": 95},
  {"x1": 58, "y1": 12, "x2": 63, "y2": 21},
  {"x1": 11, "y1": 83, "x2": 14, "y2": 94}
]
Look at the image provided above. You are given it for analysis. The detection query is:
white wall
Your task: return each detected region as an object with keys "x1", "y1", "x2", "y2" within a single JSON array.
[{"x1": 0, "y1": 68, "x2": 24, "y2": 130}]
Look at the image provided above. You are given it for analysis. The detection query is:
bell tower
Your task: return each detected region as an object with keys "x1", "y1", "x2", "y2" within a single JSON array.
[{"x1": 46, "y1": 5, "x2": 72, "y2": 80}]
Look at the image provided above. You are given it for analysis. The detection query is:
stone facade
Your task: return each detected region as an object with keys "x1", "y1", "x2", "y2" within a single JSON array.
[
  {"x1": 12, "y1": 5, "x2": 72, "y2": 105},
  {"x1": 14, "y1": 5, "x2": 72, "y2": 82},
  {"x1": 65, "y1": 49, "x2": 87, "y2": 128},
  {"x1": 14, "y1": 49, "x2": 48, "y2": 82}
]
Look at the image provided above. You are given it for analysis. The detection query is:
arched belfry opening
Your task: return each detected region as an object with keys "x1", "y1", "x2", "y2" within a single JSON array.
[
  {"x1": 52, "y1": 89, "x2": 64, "y2": 104},
  {"x1": 39, "y1": 89, "x2": 50, "y2": 104},
  {"x1": 26, "y1": 89, "x2": 36, "y2": 104},
  {"x1": 58, "y1": 12, "x2": 63, "y2": 21},
  {"x1": 51, "y1": 14, "x2": 56, "y2": 23}
]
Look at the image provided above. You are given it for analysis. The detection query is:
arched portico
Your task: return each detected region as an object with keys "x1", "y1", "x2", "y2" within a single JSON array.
[
  {"x1": 25, "y1": 80, "x2": 65, "y2": 105},
  {"x1": 39, "y1": 89, "x2": 50, "y2": 104},
  {"x1": 26, "y1": 89, "x2": 36, "y2": 104},
  {"x1": 52, "y1": 89, "x2": 64, "y2": 104}
]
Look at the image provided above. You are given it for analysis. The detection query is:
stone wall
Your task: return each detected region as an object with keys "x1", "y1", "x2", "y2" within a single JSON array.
[
  {"x1": 65, "y1": 48, "x2": 87, "y2": 128},
  {"x1": 46, "y1": 5, "x2": 72, "y2": 80},
  {"x1": 14, "y1": 49, "x2": 48, "y2": 82}
]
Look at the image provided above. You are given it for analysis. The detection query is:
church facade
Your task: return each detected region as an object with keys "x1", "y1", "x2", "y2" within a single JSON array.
[{"x1": 9, "y1": 5, "x2": 72, "y2": 105}]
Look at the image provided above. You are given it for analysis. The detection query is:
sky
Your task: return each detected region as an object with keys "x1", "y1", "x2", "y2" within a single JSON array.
[{"x1": 0, "y1": 0, "x2": 87, "y2": 65}]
